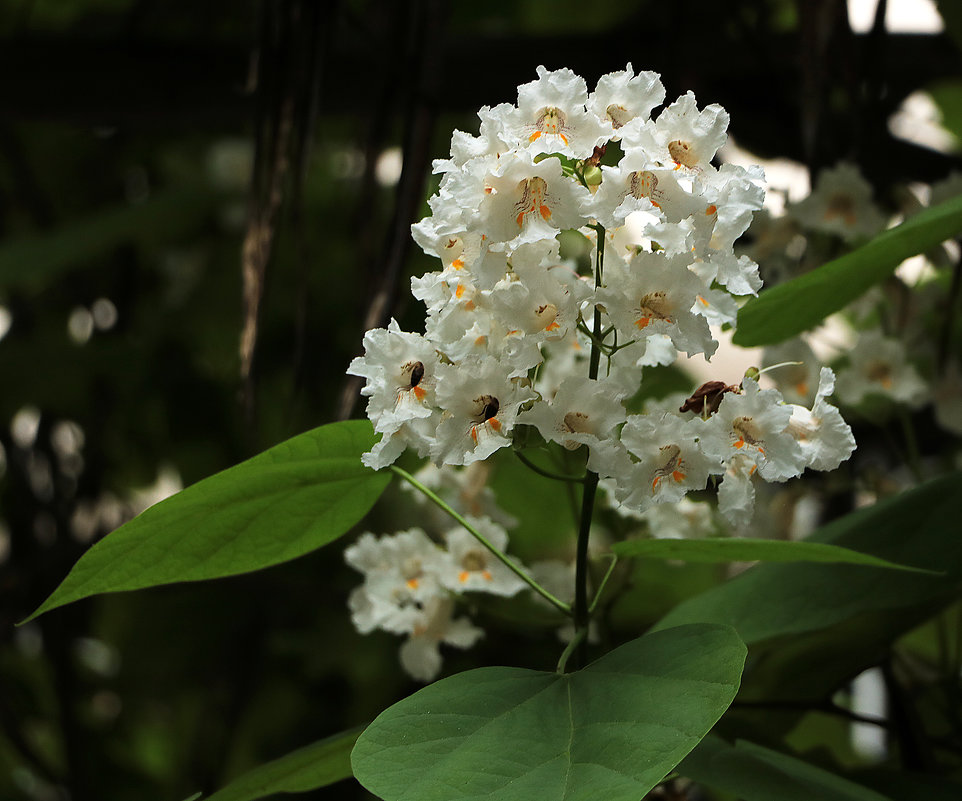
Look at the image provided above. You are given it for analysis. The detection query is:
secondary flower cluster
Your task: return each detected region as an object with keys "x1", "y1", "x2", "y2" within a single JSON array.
[
  {"x1": 349, "y1": 64, "x2": 854, "y2": 524},
  {"x1": 345, "y1": 517, "x2": 526, "y2": 682}
]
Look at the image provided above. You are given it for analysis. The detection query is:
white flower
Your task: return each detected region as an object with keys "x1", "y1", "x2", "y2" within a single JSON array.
[
  {"x1": 598, "y1": 251, "x2": 716, "y2": 359},
  {"x1": 616, "y1": 414, "x2": 720, "y2": 511},
  {"x1": 520, "y1": 375, "x2": 628, "y2": 453},
  {"x1": 700, "y1": 378, "x2": 806, "y2": 482},
  {"x1": 432, "y1": 104, "x2": 512, "y2": 174},
  {"x1": 499, "y1": 65, "x2": 609, "y2": 158},
  {"x1": 639, "y1": 497, "x2": 719, "y2": 540},
  {"x1": 411, "y1": 219, "x2": 487, "y2": 274},
  {"x1": 791, "y1": 163, "x2": 886, "y2": 242},
  {"x1": 347, "y1": 320, "x2": 442, "y2": 469},
  {"x1": 431, "y1": 357, "x2": 536, "y2": 466},
  {"x1": 348, "y1": 320, "x2": 439, "y2": 424},
  {"x1": 587, "y1": 63, "x2": 665, "y2": 139},
  {"x1": 398, "y1": 596, "x2": 484, "y2": 682},
  {"x1": 472, "y1": 151, "x2": 591, "y2": 251},
  {"x1": 487, "y1": 257, "x2": 589, "y2": 347},
  {"x1": 787, "y1": 368, "x2": 856, "y2": 472},
  {"x1": 344, "y1": 529, "x2": 447, "y2": 635},
  {"x1": 440, "y1": 518, "x2": 528, "y2": 597},
  {"x1": 835, "y1": 330, "x2": 928, "y2": 408},
  {"x1": 627, "y1": 91, "x2": 729, "y2": 172},
  {"x1": 716, "y1": 452, "x2": 758, "y2": 527}
]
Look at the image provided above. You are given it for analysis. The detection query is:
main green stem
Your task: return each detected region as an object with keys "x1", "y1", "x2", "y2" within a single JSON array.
[{"x1": 573, "y1": 225, "x2": 606, "y2": 667}]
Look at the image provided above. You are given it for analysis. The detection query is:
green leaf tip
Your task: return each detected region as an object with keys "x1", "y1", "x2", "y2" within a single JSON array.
[
  {"x1": 203, "y1": 727, "x2": 362, "y2": 801},
  {"x1": 21, "y1": 420, "x2": 388, "y2": 624}
]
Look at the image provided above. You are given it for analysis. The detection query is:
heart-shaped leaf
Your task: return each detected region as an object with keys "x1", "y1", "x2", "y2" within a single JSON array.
[
  {"x1": 351, "y1": 623, "x2": 745, "y2": 801},
  {"x1": 24, "y1": 420, "x2": 389, "y2": 622}
]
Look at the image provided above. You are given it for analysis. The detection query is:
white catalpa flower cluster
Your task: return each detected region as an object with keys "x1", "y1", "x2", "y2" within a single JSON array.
[
  {"x1": 345, "y1": 517, "x2": 527, "y2": 682},
  {"x1": 346, "y1": 65, "x2": 857, "y2": 678},
  {"x1": 348, "y1": 64, "x2": 854, "y2": 522}
]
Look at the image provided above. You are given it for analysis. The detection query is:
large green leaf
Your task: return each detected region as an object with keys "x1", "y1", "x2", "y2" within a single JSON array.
[
  {"x1": 611, "y1": 537, "x2": 933, "y2": 572},
  {"x1": 680, "y1": 736, "x2": 892, "y2": 801},
  {"x1": 202, "y1": 727, "x2": 361, "y2": 801},
  {"x1": 733, "y1": 193, "x2": 962, "y2": 346},
  {"x1": 351, "y1": 623, "x2": 746, "y2": 801},
  {"x1": 654, "y1": 473, "x2": 962, "y2": 700},
  {"x1": 24, "y1": 420, "x2": 389, "y2": 622}
]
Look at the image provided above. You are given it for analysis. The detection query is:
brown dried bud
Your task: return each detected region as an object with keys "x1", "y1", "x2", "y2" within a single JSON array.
[
  {"x1": 586, "y1": 143, "x2": 606, "y2": 167},
  {"x1": 679, "y1": 380, "x2": 738, "y2": 416}
]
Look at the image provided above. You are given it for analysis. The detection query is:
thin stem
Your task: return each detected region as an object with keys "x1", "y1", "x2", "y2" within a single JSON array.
[
  {"x1": 755, "y1": 360, "x2": 803, "y2": 376},
  {"x1": 573, "y1": 471, "x2": 599, "y2": 665},
  {"x1": 515, "y1": 450, "x2": 586, "y2": 484},
  {"x1": 576, "y1": 318, "x2": 610, "y2": 351},
  {"x1": 556, "y1": 627, "x2": 587, "y2": 674},
  {"x1": 572, "y1": 223, "x2": 606, "y2": 667},
  {"x1": 390, "y1": 465, "x2": 572, "y2": 615},
  {"x1": 588, "y1": 554, "x2": 618, "y2": 615}
]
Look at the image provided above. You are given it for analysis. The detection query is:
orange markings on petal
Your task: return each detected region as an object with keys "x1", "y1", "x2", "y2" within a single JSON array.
[
  {"x1": 455, "y1": 284, "x2": 466, "y2": 299},
  {"x1": 412, "y1": 386, "x2": 426, "y2": 401},
  {"x1": 451, "y1": 259, "x2": 464, "y2": 270},
  {"x1": 698, "y1": 295, "x2": 709, "y2": 306},
  {"x1": 516, "y1": 212, "x2": 526, "y2": 228},
  {"x1": 652, "y1": 476, "x2": 662, "y2": 490},
  {"x1": 758, "y1": 446, "x2": 766, "y2": 455},
  {"x1": 464, "y1": 300, "x2": 476, "y2": 311},
  {"x1": 539, "y1": 204, "x2": 552, "y2": 221},
  {"x1": 529, "y1": 131, "x2": 542, "y2": 143},
  {"x1": 406, "y1": 578, "x2": 419, "y2": 590},
  {"x1": 488, "y1": 418, "x2": 502, "y2": 432},
  {"x1": 482, "y1": 570, "x2": 493, "y2": 581},
  {"x1": 734, "y1": 438, "x2": 745, "y2": 449},
  {"x1": 635, "y1": 316, "x2": 652, "y2": 330},
  {"x1": 470, "y1": 426, "x2": 479, "y2": 444},
  {"x1": 475, "y1": 336, "x2": 487, "y2": 345},
  {"x1": 795, "y1": 381, "x2": 808, "y2": 397},
  {"x1": 672, "y1": 470, "x2": 686, "y2": 483},
  {"x1": 459, "y1": 571, "x2": 470, "y2": 583},
  {"x1": 749, "y1": 464, "x2": 757, "y2": 476},
  {"x1": 560, "y1": 133, "x2": 569, "y2": 145},
  {"x1": 545, "y1": 321, "x2": 561, "y2": 332},
  {"x1": 706, "y1": 204, "x2": 717, "y2": 215}
]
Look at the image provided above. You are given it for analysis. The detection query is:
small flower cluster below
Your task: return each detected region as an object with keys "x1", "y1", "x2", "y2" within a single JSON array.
[{"x1": 345, "y1": 520, "x2": 527, "y2": 681}]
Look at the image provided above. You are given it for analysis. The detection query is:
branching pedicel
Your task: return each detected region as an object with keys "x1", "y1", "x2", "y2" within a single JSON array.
[{"x1": 346, "y1": 65, "x2": 856, "y2": 681}]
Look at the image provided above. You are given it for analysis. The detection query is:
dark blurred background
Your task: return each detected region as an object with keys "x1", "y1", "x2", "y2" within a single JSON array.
[{"x1": 1, "y1": 1, "x2": 960, "y2": 798}]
